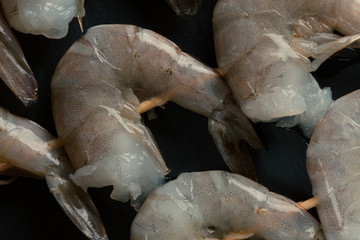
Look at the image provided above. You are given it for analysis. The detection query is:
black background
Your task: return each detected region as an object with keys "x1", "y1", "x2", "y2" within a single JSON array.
[{"x1": 1, "y1": 0, "x2": 360, "y2": 239}]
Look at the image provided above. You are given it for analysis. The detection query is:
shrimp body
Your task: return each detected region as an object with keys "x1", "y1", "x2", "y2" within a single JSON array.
[
  {"x1": 0, "y1": 107, "x2": 108, "y2": 240},
  {"x1": 51, "y1": 24, "x2": 261, "y2": 206},
  {"x1": 307, "y1": 90, "x2": 360, "y2": 239},
  {"x1": 131, "y1": 171, "x2": 325, "y2": 239},
  {"x1": 165, "y1": 0, "x2": 201, "y2": 16},
  {"x1": 0, "y1": 9, "x2": 37, "y2": 106},
  {"x1": 0, "y1": 0, "x2": 84, "y2": 39},
  {"x1": 213, "y1": 0, "x2": 360, "y2": 137}
]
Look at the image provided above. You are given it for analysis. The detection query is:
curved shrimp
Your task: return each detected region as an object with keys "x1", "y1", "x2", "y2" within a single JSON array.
[
  {"x1": 50, "y1": 24, "x2": 261, "y2": 207},
  {"x1": 131, "y1": 170, "x2": 325, "y2": 239},
  {"x1": 165, "y1": 0, "x2": 201, "y2": 16},
  {"x1": 307, "y1": 89, "x2": 360, "y2": 239},
  {"x1": 0, "y1": 0, "x2": 85, "y2": 39},
  {"x1": 213, "y1": 0, "x2": 360, "y2": 138},
  {"x1": 0, "y1": 106, "x2": 108, "y2": 240},
  {"x1": 0, "y1": 9, "x2": 37, "y2": 106}
]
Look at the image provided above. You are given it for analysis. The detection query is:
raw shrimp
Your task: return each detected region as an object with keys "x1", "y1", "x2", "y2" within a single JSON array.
[
  {"x1": 50, "y1": 24, "x2": 261, "y2": 207},
  {"x1": 0, "y1": 106, "x2": 108, "y2": 240},
  {"x1": 0, "y1": 9, "x2": 37, "y2": 106},
  {"x1": 131, "y1": 170, "x2": 325, "y2": 239},
  {"x1": 213, "y1": 0, "x2": 360, "y2": 137},
  {"x1": 0, "y1": 0, "x2": 85, "y2": 39},
  {"x1": 307, "y1": 89, "x2": 360, "y2": 239},
  {"x1": 165, "y1": 0, "x2": 201, "y2": 16}
]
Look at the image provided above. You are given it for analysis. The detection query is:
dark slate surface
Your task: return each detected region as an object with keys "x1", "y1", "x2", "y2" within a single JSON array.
[{"x1": 1, "y1": 0, "x2": 360, "y2": 239}]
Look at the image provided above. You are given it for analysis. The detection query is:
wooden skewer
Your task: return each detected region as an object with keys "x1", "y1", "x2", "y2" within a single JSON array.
[
  {"x1": 223, "y1": 232, "x2": 254, "y2": 240},
  {"x1": 137, "y1": 95, "x2": 169, "y2": 114},
  {"x1": 205, "y1": 232, "x2": 254, "y2": 240},
  {"x1": 298, "y1": 196, "x2": 319, "y2": 210},
  {"x1": 47, "y1": 138, "x2": 64, "y2": 150},
  {"x1": 77, "y1": 0, "x2": 85, "y2": 32}
]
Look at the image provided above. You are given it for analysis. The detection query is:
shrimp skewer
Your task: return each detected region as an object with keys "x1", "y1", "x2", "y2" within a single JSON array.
[
  {"x1": 0, "y1": 0, "x2": 85, "y2": 39},
  {"x1": 0, "y1": 107, "x2": 108, "y2": 240},
  {"x1": 165, "y1": 0, "x2": 201, "y2": 16},
  {"x1": 213, "y1": 0, "x2": 360, "y2": 138},
  {"x1": 307, "y1": 89, "x2": 360, "y2": 239},
  {"x1": 0, "y1": 9, "x2": 37, "y2": 106},
  {"x1": 131, "y1": 171, "x2": 325, "y2": 239},
  {"x1": 50, "y1": 24, "x2": 261, "y2": 207}
]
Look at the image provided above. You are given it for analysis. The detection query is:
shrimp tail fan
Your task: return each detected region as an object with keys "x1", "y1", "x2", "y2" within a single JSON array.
[
  {"x1": 165, "y1": 0, "x2": 201, "y2": 16},
  {"x1": 208, "y1": 98, "x2": 262, "y2": 180},
  {"x1": 45, "y1": 157, "x2": 108, "y2": 240},
  {"x1": 0, "y1": 10, "x2": 38, "y2": 106}
]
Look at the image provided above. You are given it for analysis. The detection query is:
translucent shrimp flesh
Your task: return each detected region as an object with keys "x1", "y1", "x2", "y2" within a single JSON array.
[
  {"x1": 0, "y1": 0, "x2": 85, "y2": 39},
  {"x1": 165, "y1": 0, "x2": 201, "y2": 16},
  {"x1": 131, "y1": 170, "x2": 325, "y2": 240},
  {"x1": 50, "y1": 24, "x2": 262, "y2": 208},
  {"x1": 213, "y1": 0, "x2": 360, "y2": 138},
  {"x1": 0, "y1": 8, "x2": 37, "y2": 106},
  {"x1": 0, "y1": 106, "x2": 108, "y2": 240},
  {"x1": 307, "y1": 89, "x2": 360, "y2": 239}
]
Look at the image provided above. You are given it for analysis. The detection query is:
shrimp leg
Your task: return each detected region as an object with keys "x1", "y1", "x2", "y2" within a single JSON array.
[
  {"x1": 0, "y1": 107, "x2": 108, "y2": 240},
  {"x1": 0, "y1": 10, "x2": 37, "y2": 106}
]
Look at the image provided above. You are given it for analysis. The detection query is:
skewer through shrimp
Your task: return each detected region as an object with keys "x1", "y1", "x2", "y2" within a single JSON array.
[
  {"x1": 213, "y1": 0, "x2": 360, "y2": 137},
  {"x1": 307, "y1": 89, "x2": 360, "y2": 239},
  {"x1": 0, "y1": 107, "x2": 108, "y2": 240},
  {"x1": 50, "y1": 24, "x2": 261, "y2": 208},
  {"x1": 131, "y1": 171, "x2": 325, "y2": 239}
]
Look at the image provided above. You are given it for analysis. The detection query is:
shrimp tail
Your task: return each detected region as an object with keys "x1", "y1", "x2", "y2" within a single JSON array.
[
  {"x1": 209, "y1": 98, "x2": 262, "y2": 180},
  {"x1": 46, "y1": 159, "x2": 108, "y2": 240},
  {"x1": 165, "y1": 0, "x2": 201, "y2": 16},
  {"x1": 292, "y1": 33, "x2": 360, "y2": 72},
  {"x1": 0, "y1": 10, "x2": 38, "y2": 106}
]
